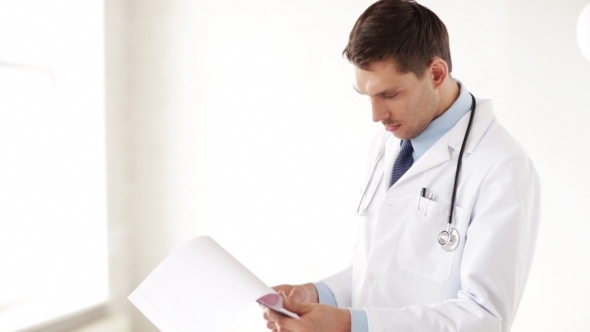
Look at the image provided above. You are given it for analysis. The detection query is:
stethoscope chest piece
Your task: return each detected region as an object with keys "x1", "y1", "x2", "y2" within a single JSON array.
[{"x1": 438, "y1": 227, "x2": 460, "y2": 251}]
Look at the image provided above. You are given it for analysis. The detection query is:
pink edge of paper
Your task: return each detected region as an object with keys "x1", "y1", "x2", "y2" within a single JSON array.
[{"x1": 257, "y1": 293, "x2": 280, "y2": 306}]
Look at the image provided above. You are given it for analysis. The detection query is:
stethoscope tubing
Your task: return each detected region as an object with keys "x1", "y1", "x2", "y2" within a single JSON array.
[
  {"x1": 356, "y1": 147, "x2": 385, "y2": 215},
  {"x1": 447, "y1": 94, "x2": 476, "y2": 226}
]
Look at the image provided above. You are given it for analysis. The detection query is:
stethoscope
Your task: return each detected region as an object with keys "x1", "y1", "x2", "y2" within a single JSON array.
[{"x1": 356, "y1": 94, "x2": 476, "y2": 252}]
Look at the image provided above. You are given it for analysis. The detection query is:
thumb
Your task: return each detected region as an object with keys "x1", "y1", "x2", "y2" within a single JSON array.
[
  {"x1": 287, "y1": 287, "x2": 306, "y2": 302},
  {"x1": 279, "y1": 290, "x2": 309, "y2": 314}
]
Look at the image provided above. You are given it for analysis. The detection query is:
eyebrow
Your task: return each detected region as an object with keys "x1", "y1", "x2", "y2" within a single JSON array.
[{"x1": 353, "y1": 85, "x2": 401, "y2": 97}]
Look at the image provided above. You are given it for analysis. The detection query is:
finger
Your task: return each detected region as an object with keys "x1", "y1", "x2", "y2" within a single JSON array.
[
  {"x1": 267, "y1": 305, "x2": 299, "y2": 328},
  {"x1": 263, "y1": 309, "x2": 270, "y2": 322},
  {"x1": 266, "y1": 307, "x2": 284, "y2": 322},
  {"x1": 274, "y1": 317, "x2": 299, "y2": 332},
  {"x1": 271, "y1": 284, "x2": 292, "y2": 293},
  {"x1": 287, "y1": 287, "x2": 305, "y2": 302},
  {"x1": 272, "y1": 292, "x2": 308, "y2": 331},
  {"x1": 279, "y1": 291, "x2": 308, "y2": 314},
  {"x1": 272, "y1": 319, "x2": 294, "y2": 332},
  {"x1": 266, "y1": 320, "x2": 276, "y2": 330},
  {"x1": 262, "y1": 306, "x2": 277, "y2": 322}
]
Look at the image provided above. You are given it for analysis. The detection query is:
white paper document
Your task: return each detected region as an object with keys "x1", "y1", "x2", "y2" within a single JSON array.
[{"x1": 128, "y1": 236, "x2": 298, "y2": 331}]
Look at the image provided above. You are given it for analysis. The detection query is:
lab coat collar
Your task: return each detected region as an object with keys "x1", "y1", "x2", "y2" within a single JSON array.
[
  {"x1": 389, "y1": 98, "x2": 495, "y2": 188},
  {"x1": 447, "y1": 98, "x2": 495, "y2": 153}
]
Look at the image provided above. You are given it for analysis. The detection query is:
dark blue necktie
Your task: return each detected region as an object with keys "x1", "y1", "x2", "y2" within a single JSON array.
[{"x1": 390, "y1": 140, "x2": 414, "y2": 187}]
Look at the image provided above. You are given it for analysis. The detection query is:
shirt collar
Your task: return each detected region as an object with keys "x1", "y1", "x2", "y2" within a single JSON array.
[{"x1": 411, "y1": 80, "x2": 472, "y2": 160}]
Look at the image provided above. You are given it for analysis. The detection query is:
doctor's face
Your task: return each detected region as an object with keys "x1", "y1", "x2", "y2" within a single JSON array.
[{"x1": 354, "y1": 59, "x2": 440, "y2": 140}]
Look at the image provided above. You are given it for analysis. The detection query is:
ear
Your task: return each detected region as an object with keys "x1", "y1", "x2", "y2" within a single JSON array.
[{"x1": 428, "y1": 57, "x2": 450, "y2": 89}]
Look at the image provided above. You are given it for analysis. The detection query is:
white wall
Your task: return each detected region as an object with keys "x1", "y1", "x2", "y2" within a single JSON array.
[
  {"x1": 423, "y1": 1, "x2": 590, "y2": 331},
  {"x1": 105, "y1": 0, "x2": 590, "y2": 331}
]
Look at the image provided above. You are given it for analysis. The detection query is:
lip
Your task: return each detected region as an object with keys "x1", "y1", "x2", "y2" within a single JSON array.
[{"x1": 384, "y1": 124, "x2": 401, "y2": 132}]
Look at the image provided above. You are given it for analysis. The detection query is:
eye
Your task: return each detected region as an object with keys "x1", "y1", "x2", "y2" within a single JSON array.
[{"x1": 382, "y1": 94, "x2": 397, "y2": 100}]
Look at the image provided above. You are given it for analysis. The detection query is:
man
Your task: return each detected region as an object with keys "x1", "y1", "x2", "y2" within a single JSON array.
[{"x1": 263, "y1": 1, "x2": 540, "y2": 331}]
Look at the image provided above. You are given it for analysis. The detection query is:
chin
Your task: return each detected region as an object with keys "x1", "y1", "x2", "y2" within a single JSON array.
[
  {"x1": 391, "y1": 131, "x2": 410, "y2": 140},
  {"x1": 391, "y1": 132, "x2": 406, "y2": 139}
]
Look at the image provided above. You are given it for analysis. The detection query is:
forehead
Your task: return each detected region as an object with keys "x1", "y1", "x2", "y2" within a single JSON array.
[{"x1": 354, "y1": 60, "x2": 418, "y2": 95}]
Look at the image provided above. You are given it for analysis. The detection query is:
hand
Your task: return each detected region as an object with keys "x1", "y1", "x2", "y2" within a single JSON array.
[
  {"x1": 265, "y1": 291, "x2": 351, "y2": 332},
  {"x1": 263, "y1": 283, "x2": 319, "y2": 331},
  {"x1": 271, "y1": 283, "x2": 319, "y2": 304}
]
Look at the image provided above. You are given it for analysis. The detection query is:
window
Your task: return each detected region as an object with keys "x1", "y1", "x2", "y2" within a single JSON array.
[{"x1": 0, "y1": 1, "x2": 107, "y2": 330}]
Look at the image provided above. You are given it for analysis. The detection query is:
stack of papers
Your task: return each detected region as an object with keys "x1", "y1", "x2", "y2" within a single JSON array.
[{"x1": 128, "y1": 236, "x2": 298, "y2": 331}]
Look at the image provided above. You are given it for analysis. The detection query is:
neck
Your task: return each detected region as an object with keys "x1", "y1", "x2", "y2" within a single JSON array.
[{"x1": 435, "y1": 79, "x2": 460, "y2": 118}]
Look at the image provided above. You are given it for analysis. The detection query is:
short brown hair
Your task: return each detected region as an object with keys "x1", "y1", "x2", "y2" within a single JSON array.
[{"x1": 343, "y1": 0, "x2": 452, "y2": 77}]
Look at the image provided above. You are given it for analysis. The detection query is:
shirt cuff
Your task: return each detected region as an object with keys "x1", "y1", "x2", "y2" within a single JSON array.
[
  {"x1": 348, "y1": 308, "x2": 369, "y2": 332},
  {"x1": 312, "y1": 281, "x2": 337, "y2": 306}
]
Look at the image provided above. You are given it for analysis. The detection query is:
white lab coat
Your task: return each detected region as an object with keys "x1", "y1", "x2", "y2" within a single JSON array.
[{"x1": 321, "y1": 99, "x2": 541, "y2": 331}]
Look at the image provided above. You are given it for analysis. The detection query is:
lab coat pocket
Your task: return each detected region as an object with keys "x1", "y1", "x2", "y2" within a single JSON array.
[{"x1": 396, "y1": 197, "x2": 465, "y2": 282}]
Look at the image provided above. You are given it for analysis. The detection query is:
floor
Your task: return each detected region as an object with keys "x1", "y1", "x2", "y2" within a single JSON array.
[{"x1": 68, "y1": 313, "x2": 130, "y2": 332}]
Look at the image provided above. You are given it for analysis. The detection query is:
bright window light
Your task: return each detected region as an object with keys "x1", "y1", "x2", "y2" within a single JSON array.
[
  {"x1": 0, "y1": 1, "x2": 107, "y2": 331},
  {"x1": 578, "y1": 3, "x2": 590, "y2": 62}
]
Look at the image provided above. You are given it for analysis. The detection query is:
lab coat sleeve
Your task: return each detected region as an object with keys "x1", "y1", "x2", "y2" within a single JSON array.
[
  {"x1": 364, "y1": 152, "x2": 541, "y2": 332},
  {"x1": 315, "y1": 131, "x2": 385, "y2": 311},
  {"x1": 319, "y1": 265, "x2": 353, "y2": 308}
]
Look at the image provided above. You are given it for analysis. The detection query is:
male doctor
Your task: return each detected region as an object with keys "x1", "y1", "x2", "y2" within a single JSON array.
[{"x1": 263, "y1": 0, "x2": 540, "y2": 331}]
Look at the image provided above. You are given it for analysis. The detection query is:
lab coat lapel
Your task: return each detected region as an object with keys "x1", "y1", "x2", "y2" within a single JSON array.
[
  {"x1": 392, "y1": 135, "x2": 451, "y2": 187},
  {"x1": 390, "y1": 99, "x2": 495, "y2": 188}
]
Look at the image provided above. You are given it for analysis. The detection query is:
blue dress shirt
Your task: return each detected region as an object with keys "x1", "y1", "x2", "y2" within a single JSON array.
[{"x1": 313, "y1": 81, "x2": 472, "y2": 331}]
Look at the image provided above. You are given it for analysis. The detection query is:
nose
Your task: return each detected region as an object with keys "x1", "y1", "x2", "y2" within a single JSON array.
[{"x1": 371, "y1": 97, "x2": 389, "y2": 123}]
